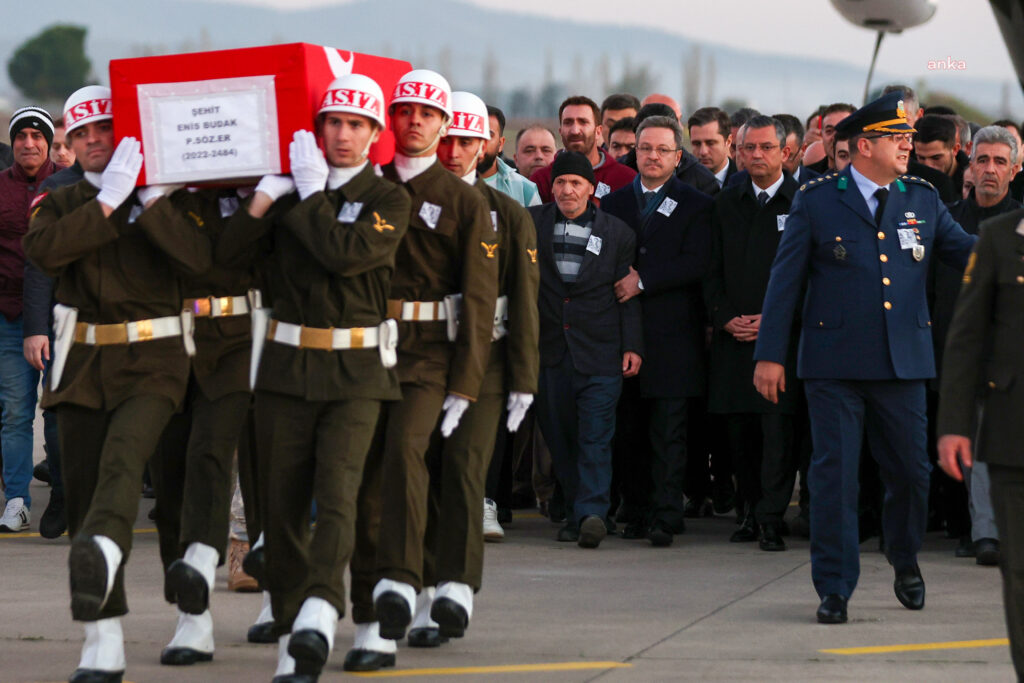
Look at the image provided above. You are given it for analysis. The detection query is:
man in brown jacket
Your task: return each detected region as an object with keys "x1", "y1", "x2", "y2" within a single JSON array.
[
  {"x1": 218, "y1": 72, "x2": 410, "y2": 681},
  {"x1": 344, "y1": 69, "x2": 498, "y2": 672},
  {"x1": 405, "y1": 91, "x2": 538, "y2": 648},
  {"x1": 23, "y1": 85, "x2": 211, "y2": 683}
]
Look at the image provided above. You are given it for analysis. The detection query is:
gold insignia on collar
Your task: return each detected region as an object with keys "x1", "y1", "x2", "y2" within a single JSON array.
[
  {"x1": 481, "y1": 242, "x2": 498, "y2": 258},
  {"x1": 373, "y1": 212, "x2": 395, "y2": 233},
  {"x1": 187, "y1": 211, "x2": 204, "y2": 227},
  {"x1": 526, "y1": 248, "x2": 537, "y2": 263}
]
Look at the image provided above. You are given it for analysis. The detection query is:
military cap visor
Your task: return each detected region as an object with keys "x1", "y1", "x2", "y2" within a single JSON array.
[{"x1": 835, "y1": 91, "x2": 915, "y2": 137}]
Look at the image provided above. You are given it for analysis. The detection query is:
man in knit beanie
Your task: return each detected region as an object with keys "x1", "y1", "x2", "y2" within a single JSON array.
[{"x1": 0, "y1": 105, "x2": 59, "y2": 533}]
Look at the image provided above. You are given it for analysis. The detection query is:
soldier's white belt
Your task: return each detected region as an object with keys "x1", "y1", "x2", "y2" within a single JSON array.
[
  {"x1": 267, "y1": 319, "x2": 384, "y2": 350},
  {"x1": 51, "y1": 306, "x2": 197, "y2": 391},
  {"x1": 74, "y1": 315, "x2": 188, "y2": 345},
  {"x1": 184, "y1": 295, "x2": 250, "y2": 318},
  {"x1": 492, "y1": 295, "x2": 508, "y2": 341},
  {"x1": 387, "y1": 299, "x2": 448, "y2": 321}
]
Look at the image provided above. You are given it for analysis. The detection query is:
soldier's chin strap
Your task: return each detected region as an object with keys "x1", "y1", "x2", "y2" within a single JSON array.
[
  {"x1": 403, "y1": 119, "x2": 450, "y2": 158},
  {"x1": 459, "y1": 140, "x2": 485, "y2": 185}
]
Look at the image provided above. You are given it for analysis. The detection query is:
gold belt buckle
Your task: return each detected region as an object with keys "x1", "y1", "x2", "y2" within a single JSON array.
[
  {"x1": 299, "y1": 326, "x2": 334, "y2": 350},
  {"x1": 217, "y1": 296, "x2": 233, "y2": 316},
  {"x1": 135, "y1": 319, "x2": 154, "y2": 341},
  {"x1": 95, "y1": 323, "x2": 128, "y2": 345},
  {"x1": 350, "y1": 327, "x2": 365, "y2": 348},
  {"x1": 190, "y1": 298, "x2": 212, "y2": 317}
]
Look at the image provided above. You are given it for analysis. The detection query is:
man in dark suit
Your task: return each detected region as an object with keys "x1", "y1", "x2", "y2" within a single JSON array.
[
  {"x1": 688, "y1": 107, "x2": 736, "y2": 190},
  {"x1": 530, "y1": 151, "x2": 643, "y2": 549},
  {"x1": 602, "y1": 116, "x2": 712, "y2": 547},
  {"x1": 619, "y1": 104, "x2": 720, "y2": 196},
  {"x1": 932, "y1": 125, "x2": 1022, "y2": 565},
  {"x1": 937, "y1": 206, "x2": 1024, "y2": 678},
  {"x1": 753, "y1": 92, "x2": 976, "y2": 624},
  {"x1": 705, "y1": 115, "x2": 802, "y2": 552}
]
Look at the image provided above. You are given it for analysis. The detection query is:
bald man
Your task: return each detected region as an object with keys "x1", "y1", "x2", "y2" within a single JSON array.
[{"x1": 641, "y1": 94, "x2": 681, "y2": 120}]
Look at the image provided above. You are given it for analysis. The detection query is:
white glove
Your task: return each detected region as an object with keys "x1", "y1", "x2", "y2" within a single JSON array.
[
  {"x1": 137, "y1": 184, "x2": 183, "y2": 206},
  {"x1": 440, "y1": 394, "x2": 470, "y2": 438},
  {"x1": 290, "y1": 129, "x2": 328, "y2": 200},
  {"x1": 254, "y1": 174, "x2": 296, "y2": 202},
  {"x1": 96, "y1": 137, "x2": 143, "y2": 210},
  {"x1": 506, "y1": 392, "x2": 534, "y2": 432}
]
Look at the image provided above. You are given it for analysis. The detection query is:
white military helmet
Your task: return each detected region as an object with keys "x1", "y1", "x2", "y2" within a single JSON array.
[
  {"x1": 448, "y1": 92, "x2": 490, "y2": 140},
  {"x1": 390, "y1": 69, "x2": 453, "y2": 121},
  {"x1": 318, "y1": 73, "x2": 386, "y2": 128},
  {"x1": 63, "y1": 85, "x2": 113, "y2": 134}
]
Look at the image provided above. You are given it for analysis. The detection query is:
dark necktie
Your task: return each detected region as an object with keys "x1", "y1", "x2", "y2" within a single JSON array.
[
  {"x1": 874, "y1": 187, "x2": 889, "y2": 225},
  {"x1": 757, "y1": 190, "x2": 769, "y2": 207},
  {"x1": 643, "y1": 190, "x2": 656, "y2": 208}
]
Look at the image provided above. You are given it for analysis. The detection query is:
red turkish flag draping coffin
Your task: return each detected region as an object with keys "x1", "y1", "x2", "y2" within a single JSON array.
[{"x1": 109, "y1": 43, "x2": 412, "y2": 185}]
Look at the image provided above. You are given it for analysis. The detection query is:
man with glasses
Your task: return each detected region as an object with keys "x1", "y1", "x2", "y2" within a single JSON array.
[
  {"x1": 753, "y1": 91, "x2": 976, "y2": 624},
  {"x1": 602, "y1": 116, "x2": 712, "y2": 547},
  {"x1": 705, "y1": 115, "x2": 802, "y2": 552}
]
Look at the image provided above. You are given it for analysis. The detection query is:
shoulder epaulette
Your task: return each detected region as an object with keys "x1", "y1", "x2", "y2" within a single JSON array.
[
  {"x1": 801, "y1": 172, "x2": 839, "y2": 193},
  {"x1": 899, "y1": 174, "x2": 936, "y2": 191}
]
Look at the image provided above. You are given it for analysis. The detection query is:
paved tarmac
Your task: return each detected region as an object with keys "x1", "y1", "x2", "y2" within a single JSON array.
[{"x1": 0, "y1": 471, "x2": 1015, "y2": 683}]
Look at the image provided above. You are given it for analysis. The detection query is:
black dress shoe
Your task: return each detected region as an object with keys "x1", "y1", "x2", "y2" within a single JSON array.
[
  {"x1": 431, "y1": 597, "x2": 469, "y2": 638},
  {"x1": 375, "y1": 591, "x2": 412, "y2": 640},
  {"x1": 247, "y1": 620, "x2": 277, "y2": 643},
  {"x1": 34, "y1": 460, "x2": 51, "y2": 484},
  {"x1": 648, "y1": 520, "x2": 673, "y2": 547},
  {"x1": 954, "y1": 534, "x2": 976, "y2": 558},
  {"x1": 242, "y1": 546, "x2": 266, "y2": 586},
  {"x1": 165, "y1": 559, "x2": 209, "y2": 615},
  {"x1": 975, "y1": 538, "x2": 1000, "y2": 566},
  {"x1": 556, "y1": 523, "x2": 578, "y2": 542},
  {"x1": 342, "y1": 648, "x2": 396, "y2": 672},
  {"x1": 69, "y1": 538, "x2": 111, "y2": 622},
  {"x1": 894, "y1": 566, "x2": 925, "y2": 610},
  {"x1": 711, "y1": 482, "x2": 735, "y2": 515},
  {"x1": 729, "y1": 514, "x2": 758, "y2": 543},
  {"x1": 408, "y1": 626, "x2": 449, "y2": 647},
  {"x1": 759, "y1": 523, "x2": 786, "y2": 552},
  {"x1": 816, "y1": 594, "x2": 848, "y2": 624},
  {"x1": 39, "y1": 494, "x2": 67, "y2": 539},
  {"x1": 578, "y1": 515, "x2": 606, "y2": 549},
  {"x1": 684, "y1": 497, "x2": 713, "y2": 518},
  {"x1": 160, "y1": 646, "x2": 213, "y2": 665},
  {"x1": 620, "y1": 521, "x2": 646, "y2": 539},
  {"x1": 69, "y1": 668, "x2": 124, "y2": 683},
  {"x1": 289, "y1": 629, "x2": 329, "y2": 676}
]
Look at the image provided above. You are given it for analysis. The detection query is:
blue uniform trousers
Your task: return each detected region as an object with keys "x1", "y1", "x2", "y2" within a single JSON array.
[{"x1": 804, "y1": 378, "x2": 930, "y2": 599}]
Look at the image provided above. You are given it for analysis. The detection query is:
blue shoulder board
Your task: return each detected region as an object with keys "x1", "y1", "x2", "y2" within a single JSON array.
[
  {"x1": 899, "y1": 174, "x2": 936, "y2": 192},
  {"x1": 799, "y1": 171, "x2": 840, "y2": 193}
]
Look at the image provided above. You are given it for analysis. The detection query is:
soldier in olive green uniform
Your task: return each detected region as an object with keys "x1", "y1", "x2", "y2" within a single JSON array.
[
  {"x1": 147, "y1": 186, "x2": 259, "y2": 667},
  {"x1": 23, "y1": 86, "x2": 211, "y2": 683},
  {"x1": 345, "y1": 70, "x2": 498, "y2": 673},
  {"x1": 407, "y1": 91, "x2": 539, "y2": 648},
  {"x1": 937, "y1": 207, "x2": 1024, "y2": 678},
  {"x1": 218, "y1": 73, "x2": 410, "y2": 682}
]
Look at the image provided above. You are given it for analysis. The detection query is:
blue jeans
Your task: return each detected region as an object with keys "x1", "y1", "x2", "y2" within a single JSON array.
[
  {"x1": 537, "y1": 353, "x2": 622, "y2": 525},
  {"x1": 0, "y1": 315, "x2": 39, "y2": 507}
]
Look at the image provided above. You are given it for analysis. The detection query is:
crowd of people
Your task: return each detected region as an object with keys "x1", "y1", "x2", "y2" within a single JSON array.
[{"x1": 0, "y1": 63, "x2": 1022, "y2": 682}]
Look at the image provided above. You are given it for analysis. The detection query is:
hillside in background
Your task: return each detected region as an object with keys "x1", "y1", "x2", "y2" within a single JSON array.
[{"x1": 0, "y1": 0, "x2": 1018, "y2": 119}]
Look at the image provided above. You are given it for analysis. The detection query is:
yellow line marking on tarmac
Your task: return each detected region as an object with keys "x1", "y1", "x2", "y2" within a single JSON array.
[
  {"x1": 821, "y1": 638, "x2": 1009, "y2": 655},
  {"x1": 348, "y1": 661, "x2": 632, "y2": 677},
  {"x1": 513, "y1": 512, "x2": 543, "y2": 520},
  {"x1": 0, "y1": 528, "x2": 157, "y2": 540}
]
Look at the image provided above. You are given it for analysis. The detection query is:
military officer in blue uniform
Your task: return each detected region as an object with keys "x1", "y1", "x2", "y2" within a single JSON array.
[{"x1": 752, "y1": 91, "x2": 976, "y2": 624}]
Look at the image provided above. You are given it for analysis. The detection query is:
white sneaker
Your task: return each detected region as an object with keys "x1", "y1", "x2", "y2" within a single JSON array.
[
  {"x1": 0, "y1": 497, "x2": 30, "y2": 532},
  {"x1": 483, "y1": 498, "x2": 504, "y2": 542}
]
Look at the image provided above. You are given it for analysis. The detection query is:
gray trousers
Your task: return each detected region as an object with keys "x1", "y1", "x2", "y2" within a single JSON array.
[{"x1": 962, "y1": 459, "x2": 998, "y2": 541}]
